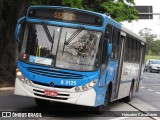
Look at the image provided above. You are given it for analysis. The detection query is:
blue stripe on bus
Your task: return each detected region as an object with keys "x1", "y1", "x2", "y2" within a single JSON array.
[
  {"x1": 18, "y1": 60, "x2": 100, "y2": 87},
  {"x1": 104, "y1": 17, "x2": 121, "y2": 30}
]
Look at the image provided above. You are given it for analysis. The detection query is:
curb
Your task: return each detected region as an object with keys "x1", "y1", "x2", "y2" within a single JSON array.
[{"x1": 0, "y1": 87, "x2": 14, "y2": 91}]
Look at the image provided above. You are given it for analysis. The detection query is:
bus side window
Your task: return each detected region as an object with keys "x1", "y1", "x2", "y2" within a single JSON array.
[
  {"x1": 124, "y1": 36, "x2": 129, "y2": 62},
  {"x1": 128, "y1": 36, "x2": 133, "y2": 62},
  {"x1": 111, "y1": 29, "x2": 120, "y2": 60},
  {"x1": 134, "y1": 40, "x2": 138, "y2": 62},
  {"x1": 136, "y1": 41, "x2": 141, "y2": 63},
  {"x1": 101, "y1": 24, "x2": 112, "y2": 75},
  {"x1": 132, "y1": 38, "x2": 136, "y2": 62},
  {"x1": 105, "y1": 24, "x2": 112, "y2": 40}
]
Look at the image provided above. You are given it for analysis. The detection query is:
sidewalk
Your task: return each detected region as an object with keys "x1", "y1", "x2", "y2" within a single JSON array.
[{"x1": 0, "y1": 77, "x2": 14, "y2": 91}]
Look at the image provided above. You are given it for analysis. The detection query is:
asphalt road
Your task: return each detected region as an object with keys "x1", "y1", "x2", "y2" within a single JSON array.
[
  {"x1": 134, "y1": 72, "x2": 160, "y2": 109},
  {"x1": 0, "y1": 72, "x2": 159, "y2": 120}
]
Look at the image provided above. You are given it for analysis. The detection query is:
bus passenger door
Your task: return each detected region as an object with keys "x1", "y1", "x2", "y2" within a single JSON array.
[
  {"x1": 136, "y1": 43, "x2": 145, "y2": 91},
  {"x1": 114, "y1": 32, "x2": 126, "y2": 99}
]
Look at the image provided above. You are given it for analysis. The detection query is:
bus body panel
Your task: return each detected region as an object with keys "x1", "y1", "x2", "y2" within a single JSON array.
[
  {"x1": 15, "y1": 60, "x2": 101, "y2": 107},
  {"x1": 94, "y1": 60, "x2": 119, "y2": 106},
  {"x1": 14, "y1": 77, "x2": 96, "y2": 106}
]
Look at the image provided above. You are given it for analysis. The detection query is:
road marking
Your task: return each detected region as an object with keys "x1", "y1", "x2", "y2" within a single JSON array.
[
  {"x1": 147, "y1": 89, "x2": 153, "y2": 91},
  {"x1": 141, "y1": 86, "x2": 145, "y2": 89},
  {"x1": 143, "y1": 77, "x2": 149, "y2": 79},
  {"x1": 155, "y1": 92, "x2": 160, "y2": 94},
  {"x1": 109, "y1": 117, "x2": 128, "y2": 120}
]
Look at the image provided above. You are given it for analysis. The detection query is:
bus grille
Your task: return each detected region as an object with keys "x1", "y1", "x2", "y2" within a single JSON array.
[
  {"x1": 32, "y1": 81, "x2": 74, "y2": 89},
  {"x1": 33, "y1": 89, "x2": 69, "y2": 100},
  {"x1": 27, "y1": 67, "x2": 83, "y2": 79}
]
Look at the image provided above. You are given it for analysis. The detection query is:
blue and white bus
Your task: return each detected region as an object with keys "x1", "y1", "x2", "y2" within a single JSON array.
[{"x1": 14, "y1": 6, "x2": 146, "y2": 113}]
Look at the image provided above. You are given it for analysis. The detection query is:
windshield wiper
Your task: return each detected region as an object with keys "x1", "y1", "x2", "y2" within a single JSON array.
[
  {"x1": 62, "y1": 26, "x2": 84, "y2": 55},
  {"x1": 65, "y1": 26, "x2": 84, "y2": 45},
  {"x1": 51, "y1": 30, "x2": 55, "y2": 52},
  {"x1": 42, "y1": 23, "x2": 54, "y2": 51}
]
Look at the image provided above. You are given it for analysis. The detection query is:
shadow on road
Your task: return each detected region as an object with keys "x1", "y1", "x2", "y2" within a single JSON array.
[{"x1": 17, "y1": 102, "x2": 118, "y2": 117}]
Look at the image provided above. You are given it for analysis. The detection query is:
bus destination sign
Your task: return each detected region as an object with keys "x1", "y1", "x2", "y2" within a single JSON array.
[
  {"x1": 28, "y1": 8, "x2": 103, "y2": 26},
  {"x1": 53, "y1": 12, "x2": 76, "y2": 21}
]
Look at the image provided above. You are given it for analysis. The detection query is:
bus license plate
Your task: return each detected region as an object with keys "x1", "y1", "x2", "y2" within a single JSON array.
[{"x1": 44, "y1": 90, "x2": 58, "y2": 97}]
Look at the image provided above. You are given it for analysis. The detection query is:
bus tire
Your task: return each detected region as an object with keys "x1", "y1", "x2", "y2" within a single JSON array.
[
  {"x1": 123, "y1": 83, "x2": 134, "y2": 102},
  {"x1": 94, "y1": 89, "x2": 110, "y2": 114},
  {"x1": 35, "y1": 98, "x2": 50, "y2": 107}
]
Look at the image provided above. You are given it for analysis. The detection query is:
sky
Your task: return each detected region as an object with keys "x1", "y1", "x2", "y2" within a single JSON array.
[{"x1": 121, "y1": 0, "x2": 160, "y2": 39}]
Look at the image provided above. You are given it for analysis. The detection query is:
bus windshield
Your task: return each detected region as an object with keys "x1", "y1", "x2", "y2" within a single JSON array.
[{"x1": 20, "y1": 23, "x2": 102, "y2": 71}]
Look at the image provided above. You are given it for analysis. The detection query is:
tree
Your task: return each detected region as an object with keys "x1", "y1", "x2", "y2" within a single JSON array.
[
  {"x1": 139, "y1": 28, "x2": 152, "y2": 38},
  {"x1": 32, "y1": 0, "x2": 139, "y2": 22},
  {"x1": 145, "y1": 37, "x2": 154, "y2": 55},
  {"x1": 150, "y1": 40, "x2": 160, "y2": 56},
  {"x1": 138, "y1": 28, "x2": 158, "y2": 55},
  {"x1": 0, "y1": 0, "x2": 31, "y2": 86},
  {"x1": 139, "y1": 28, "x2": 157, "y2": 38}
]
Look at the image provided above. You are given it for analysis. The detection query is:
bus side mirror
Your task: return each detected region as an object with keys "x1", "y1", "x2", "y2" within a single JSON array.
[
  {"x1": 107, "y1": 42, "x2": 112, "y2": 56},
  {"x1": 15, "y1": 16, "x2": 25, "y2": 45}
]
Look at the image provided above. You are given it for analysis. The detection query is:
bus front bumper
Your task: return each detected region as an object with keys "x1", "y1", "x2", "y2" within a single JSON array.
[{"x1": 14, "y1": 78, "x2": 96, "y2": 107}]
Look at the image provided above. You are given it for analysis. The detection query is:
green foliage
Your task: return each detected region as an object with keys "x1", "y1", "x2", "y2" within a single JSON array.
[
  {"x1": 138, "y1": 28, "x2": 160, "y2": 56},
  {"x1": 3, "y1": 0, "x2": 13, "y2": 6},
  {"x1": 32, "y1": 0, "x2": 83, "y2": 8},
  {"x1": 150, "y1": 40, "x2": 160, "y2": 56},
  {"x1": 145, "y1": 36, "x2": 154, "y2": 55},
  {"x1": 31, "y1": 0, "x2": 139, "y2": 22},
  {"x1": 145, "y1": 55, "x2": 160, "y2": 62},
  {"x1": 144, "y1": 37, "x2": 160, "y2": 56}
]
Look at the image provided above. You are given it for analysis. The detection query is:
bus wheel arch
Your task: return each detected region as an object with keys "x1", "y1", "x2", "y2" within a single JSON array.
[{"x1": 94, "y1": 82, "x2": 112, "y2": 114}]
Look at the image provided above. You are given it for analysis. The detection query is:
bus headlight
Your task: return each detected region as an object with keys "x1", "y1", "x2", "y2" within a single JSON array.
[
  {"x1": 75, "y1": 79, "x2": 97, "y2": 92},
  {"x1": 16, "y1": 68, "x2": 24, "y2": 82},
  {"x1": 82, "y1": 85, "x2": 88, "y2": 91},
  {"x1": 75, "y1": 87, "x2": 80, "y2": 92},
  {"x1": 16, "y1": 68, "x2": 33, "y2": 86},
  {"x1": 24, "y1": 78, "x2": 33, "y2": 86},
  {"x1": 88, "y1": 80, "x2": 97, "y2": 87},
  {"x1": 17, "y1": 71, "x2": 22, "y2": 77}
]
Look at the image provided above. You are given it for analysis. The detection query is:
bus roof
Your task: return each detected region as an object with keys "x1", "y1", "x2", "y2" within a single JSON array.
[{"x1": 121, "y1": 26, "x2": 146, "y2": 43}]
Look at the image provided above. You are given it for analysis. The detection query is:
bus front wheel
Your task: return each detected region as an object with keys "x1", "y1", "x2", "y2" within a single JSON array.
[
  {"x1": 35, "y1": 98, "x2": 50, "y2": 107},
  {"x1": 95, "y1": 89, "x2": 110, "y2": 114}
]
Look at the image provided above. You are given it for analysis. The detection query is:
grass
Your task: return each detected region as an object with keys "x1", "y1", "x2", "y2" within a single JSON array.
[{"x1": 145, "y1": 55, "x2": 160, "y2": 62}]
